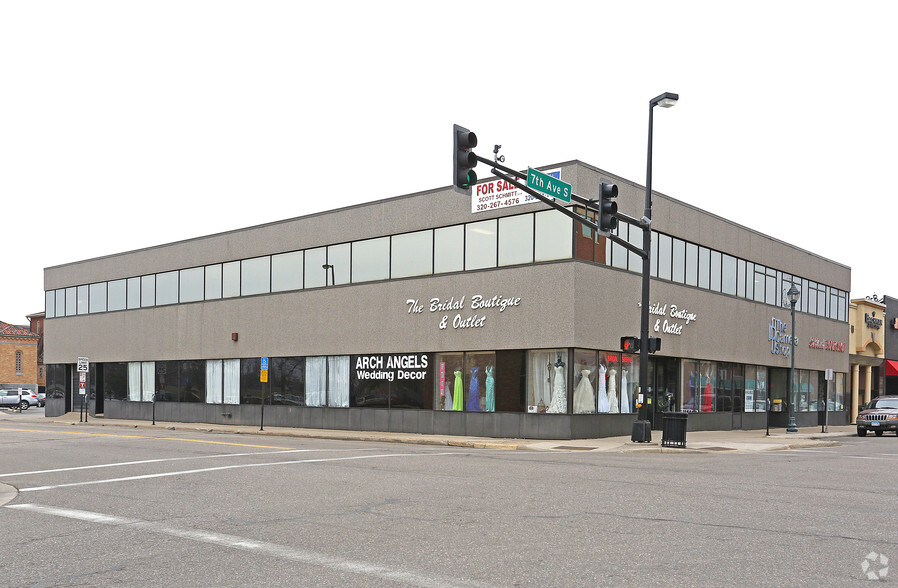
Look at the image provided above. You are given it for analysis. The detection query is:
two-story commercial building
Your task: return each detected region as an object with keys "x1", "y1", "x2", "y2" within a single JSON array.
[{"x1": 42, "y1": 161, "x2": 851, "y2": 438}]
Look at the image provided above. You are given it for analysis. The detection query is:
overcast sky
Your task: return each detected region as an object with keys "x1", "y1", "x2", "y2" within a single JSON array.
[{"x1": 2, "y1": 2, "x2": 895, "y2": 324}]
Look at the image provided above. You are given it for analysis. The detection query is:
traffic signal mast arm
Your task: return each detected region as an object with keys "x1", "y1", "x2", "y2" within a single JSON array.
[{"x1": 476, "y1": 154, "x2": 648, "y2": 260}]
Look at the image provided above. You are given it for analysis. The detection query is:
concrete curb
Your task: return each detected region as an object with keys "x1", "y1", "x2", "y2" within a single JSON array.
[{"x1": 35, "y1": 416, "x2": 855, "y2": 454}]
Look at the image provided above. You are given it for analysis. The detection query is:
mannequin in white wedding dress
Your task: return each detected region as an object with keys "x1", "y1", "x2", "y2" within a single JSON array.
[
  {"x1": 573, "y1": 369, "x2": 595, "y2": 414},
  {"x1": 597, "y1": 364, "x2": 610, "y2": 412},
  {"x1": 620, "y1": 369, "x2": 631, "y2": 414},
  {"x1": 607, "y1": 367, "x2": 619, "y2": 413},
  {"x1": 546, "y1": 357, "x2": 567, "y2": 413}
]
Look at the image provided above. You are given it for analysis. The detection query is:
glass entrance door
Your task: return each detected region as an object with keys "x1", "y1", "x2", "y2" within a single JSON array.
[{"x1": 650, "y1": 357, "x2": 679, "y2": 429}]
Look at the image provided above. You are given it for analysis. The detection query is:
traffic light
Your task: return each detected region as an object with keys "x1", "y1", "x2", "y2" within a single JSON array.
[
  {"x1": 598, "y1": 181, "x2": 618, "y2": 233},
  {"x1": 453, "y1": 124, "x2": 478, "y2": 194},
  {"x1": 620, "y1": 336, "x2": 640, "y2": 353},
  {"x1": 648, "y1": 337, "x2": 661, "y2": 353}
]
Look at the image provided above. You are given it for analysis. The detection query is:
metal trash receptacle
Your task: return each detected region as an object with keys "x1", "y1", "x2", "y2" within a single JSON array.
[{"x1": 661, "y1": 412, "x2": 688, "y2": 448}]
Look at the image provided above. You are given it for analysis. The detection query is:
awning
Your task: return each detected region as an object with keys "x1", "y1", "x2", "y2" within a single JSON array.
[{"x1": 886, "y1": 360, "x2": 898, "y2": 377}]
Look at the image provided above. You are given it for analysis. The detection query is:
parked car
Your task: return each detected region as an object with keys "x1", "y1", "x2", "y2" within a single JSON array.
[
  {"x1": 856, "y1": 395, "x2": 898, "y2": 437},
  {"x1": 0, "y1": 389, "x2": 41, "y2": 410},
  {"x1": 36, "y1": 389, "x2": 46, "y2": 407}
]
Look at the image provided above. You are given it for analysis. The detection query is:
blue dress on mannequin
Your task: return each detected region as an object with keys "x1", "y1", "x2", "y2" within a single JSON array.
[{"x1": 467, "y1": 367, "x2": 481, "y2": 411}]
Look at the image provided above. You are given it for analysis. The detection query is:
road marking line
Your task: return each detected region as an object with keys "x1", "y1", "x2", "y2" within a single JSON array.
[
  {"x1": 5, "y1": 504, "x2": 491, "y2": 588},
  {"x1": 0, "y1": 427, "x2": 294, "y2": 449},
  {"x1": 19, "y1": 452, "x2": 458, "y2": 492},
  {"x1": 0, "y1": 448, "x2": 370, "y2": 478}
]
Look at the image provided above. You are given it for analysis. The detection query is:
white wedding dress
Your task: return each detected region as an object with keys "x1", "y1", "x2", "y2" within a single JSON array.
[
  {"x1": 597, "y1": 365, "x2": 610, "y2": 412},
  {"x1": 620, "y1": 369, "x2": 631, "y2": 414},
  {"x1": 607, "y1": 368, "x2": 619, "y2": 413},
  {"x1": 573, "y1": 369, "x2": 595, "y2": 414},
  {"x1": 546, "y1": 364, "x2": 567, "y2": 413}
]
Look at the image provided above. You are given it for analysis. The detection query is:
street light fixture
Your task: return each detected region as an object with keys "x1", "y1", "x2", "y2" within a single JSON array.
[
  {"x1": 322, "y1": 264, "x2": 335, "y2": 286},
  {"x1": 637, "y1": 92, "x2": 678, "y2": 427},
  {"x1": 786, "y1": 283, "x2": 801, "y2": 433}
]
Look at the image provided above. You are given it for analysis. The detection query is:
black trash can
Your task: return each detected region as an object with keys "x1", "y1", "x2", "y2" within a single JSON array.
[
  {"x1": 631, "y1": 420, "x2": 652, "y2": 443},
  {"x1": 661, "y1": 412, "x2": 688, "y2": 448}
]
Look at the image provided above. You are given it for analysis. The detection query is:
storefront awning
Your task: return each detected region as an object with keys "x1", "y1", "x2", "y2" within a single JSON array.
[{"x1": 886, "y1": 360, "x2": 898, "y2": 377}]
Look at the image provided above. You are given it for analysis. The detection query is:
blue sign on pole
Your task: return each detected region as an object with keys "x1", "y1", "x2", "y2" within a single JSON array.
[{"x1": 261, "y1": 357, "x2": 268, "y2": 370}]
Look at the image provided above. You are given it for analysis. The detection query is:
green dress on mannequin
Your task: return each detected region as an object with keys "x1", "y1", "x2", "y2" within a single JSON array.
[{"x1": 452, "y1": 369, "x2": 464, "y2": 411}]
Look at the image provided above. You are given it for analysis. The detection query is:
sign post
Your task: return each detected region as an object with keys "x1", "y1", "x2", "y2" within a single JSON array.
[
  {"x1": 77, "y1": 357, "x2": 89, "y2": 422},
  {"x1": 260, "y1": 357, "x2": 269, "y2": 431},
  {"x1": 824, "y1": 368, "x2": 834, "y2": 433}
]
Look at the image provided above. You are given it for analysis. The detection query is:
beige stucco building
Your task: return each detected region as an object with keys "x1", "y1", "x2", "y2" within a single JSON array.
[{"x1": 848, "y1": 298, "x2": 886, "y2": 422}]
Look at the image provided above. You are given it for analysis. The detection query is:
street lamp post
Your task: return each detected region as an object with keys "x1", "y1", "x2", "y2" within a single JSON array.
[
  {"x1": 322, "y1": 264, "x2": 335, "y2": 286},
  {"x1": 638, "y1": 92, "x2": 678, "y2": 425},
  {"x1": 786, "y1": 284, "x2": 801, "y2": 433}
]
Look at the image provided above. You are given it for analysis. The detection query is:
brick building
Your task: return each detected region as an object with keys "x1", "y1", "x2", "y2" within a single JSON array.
[{"x1": 0, "y1": 320, "x2": 41, "y2": 393}]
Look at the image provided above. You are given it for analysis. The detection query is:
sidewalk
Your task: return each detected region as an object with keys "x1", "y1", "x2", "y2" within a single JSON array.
[{"x1": 10, "y1": 410, "x2": 856, "y2": 454}]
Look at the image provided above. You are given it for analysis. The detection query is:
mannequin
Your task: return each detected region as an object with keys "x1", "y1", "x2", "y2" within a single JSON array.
[
  {"x1": 573, "y1": 368, "x2": 595, "y2": 414},
  {"x1": 597, "y1": 364, "x2": 610, "y2": 412},
  {"x1": 484, "y1": 365, "x2": 495, "y2": 412},
  {"x1": 607, "y1": 367, "x2": 619, "y2": 413},
  {"x1": 620, "y1": 368, "x2": 631, "y2": 414},
  {"x1": 701, "y1": 366, "x2": 713, "y2": 412},
  {"x1": 452, "y1": 369, "x2": 464, "y2": 411},
  {"x1": 467, "y1": 366, "x2": 481, "y2": 411},
  {"x1": 546, "y1": 356, "x2": 567, "y2": 413}
]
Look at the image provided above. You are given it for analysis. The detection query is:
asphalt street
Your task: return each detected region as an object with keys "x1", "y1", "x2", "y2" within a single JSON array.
[{"x1": 0, "y1": 410, "x2": 894, "y2": 587}]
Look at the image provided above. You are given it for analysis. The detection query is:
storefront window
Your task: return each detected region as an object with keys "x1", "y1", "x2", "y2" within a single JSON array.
[
  {"x1": 305, "y1": 356, "x2": 350, "y2": 408},
  {"x1": 620, "y1": 353, "x2": 638, "y2": 414},
  {"x1": 465, "y1": 351, "x2": 496, "y2": 412},
  {"x1": 573, "y1": 349, "x2": 597, "y2": 414},
  {"x1": 681, "y1": 360, "x2": 697, "y2": 412},
  {"x1": 599, "y1": 352, "x2": 623, "y2": 413},
  {"x1": 731, "y1": 364, "x2": 744, "y2": 412},
  {"x1": 270, "y1": 356, "x2": 305, "y2": 406},
  {"x1": 526, "y1": 349, "x2": 568, "y2": 413},
  {"x1": 240, "y1": 358, "x2": 265, "y2": 404},
  {"x1": 102, "y1": 362, "x2": 128, "y2": 400},
  {"x1": 435, "y1": 352, "x2": 464, "y2": 411},
  {"x1": 834, "y1": 373, "x2": 845, "y2": 410},
  {"x1": 717, "y1": 363, "x2": 733, "y2": 412}
]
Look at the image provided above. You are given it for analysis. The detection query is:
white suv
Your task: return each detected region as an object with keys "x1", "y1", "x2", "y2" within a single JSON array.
[{"x1": 0, "y1": 389, "x2": 41, "y2": 410}]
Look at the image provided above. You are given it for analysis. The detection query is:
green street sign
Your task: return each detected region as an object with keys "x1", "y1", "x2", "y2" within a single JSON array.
[{"x1": 527, "y1": 168, "x2": 571, "y2": 203}]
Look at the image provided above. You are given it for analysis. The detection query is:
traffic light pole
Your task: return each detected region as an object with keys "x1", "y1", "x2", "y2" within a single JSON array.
[{"x1": 637, "y1": 100, "x2": 656, "y2": 424}]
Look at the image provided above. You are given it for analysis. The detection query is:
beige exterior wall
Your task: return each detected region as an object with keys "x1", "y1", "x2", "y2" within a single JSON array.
[{"x1": 44, "y1": 161, "x2": 850, "y2": 380}]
